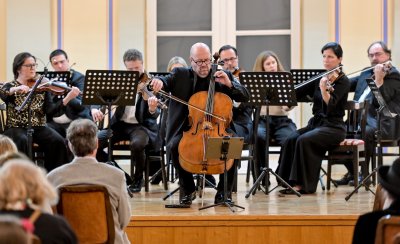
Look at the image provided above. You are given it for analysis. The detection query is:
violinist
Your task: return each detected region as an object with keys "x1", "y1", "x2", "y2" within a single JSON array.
[
  {"x1": 219, "y1": 45, "x2": 253, "y2": 145},
  {"x1": 47, "y1": 49, "x2": 90, "y2": 139},
  {"x1": 334, "y1": 41, "x2": 400, "y2": 186},
  {"x1": 0, "y1": 52, "x2": 77, "y2": 172},
  {"x1": 252, "y1": 50, "x2": 297, "y2": 169},
  {"x1": 151, "y1": 42, "x2": 250, "y2": 205},
  {"x1": 276, "y1": 42, "x2": 350, "y2": 194},
  {"x1": 96, "y1": 48, "x2": 160, "y2": 193}
]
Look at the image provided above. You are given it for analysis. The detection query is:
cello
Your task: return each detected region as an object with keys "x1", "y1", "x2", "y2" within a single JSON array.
[{"x1": 178, "y1": 53, "x2": 235, "y2": 174}]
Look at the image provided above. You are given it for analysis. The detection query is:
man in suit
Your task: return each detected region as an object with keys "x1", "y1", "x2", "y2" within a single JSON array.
[
  {"x1": 47, "y1": 49, "x2": 92, "y2": 138},
  {"x1": 352, "y1": 157, "x2": 400, "y2": 244},
  {"x1": 334, "y1": 41, "x2": 400, "y2": 185},
  {"x1": 47, "y1": 119, "x2": 131, "y2": 244},
  {"x1": 96, "y1": 49, "x2": 160, "y2": 193},
  {"x1": 151, "y1": 42, "x2": 250, "y2": 205}
]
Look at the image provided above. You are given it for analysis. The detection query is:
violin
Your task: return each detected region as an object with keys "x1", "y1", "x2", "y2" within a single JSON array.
[
  {"x1": 295, "y1": 65, "x2": 343, "y2": 91},
  {"x1": 138, "y1": 73, "x2": 167, "y2": 109},
  {"x1": 324, "y1": 68, "x2": 343, "y2": 93},
  {"x1": 231, "y1": 67, "x2": 245, "y2": 79},
  {"x1": 347, "y1": 60, "x2": 392, "y2": 78},
  {"x1": 26, "y1": 75, "x2": 78, "y2": 95}
]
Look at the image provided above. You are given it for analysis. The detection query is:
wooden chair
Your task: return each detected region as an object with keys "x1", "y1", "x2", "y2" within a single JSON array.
[
  {"x1": 375, "y1": 215, "x2": 400, "y2": 244},
  {"x1": 373, "y1": 184, "x2": 386, "y2": 211},
  {"x1": 371, "y1": 139, "x2": 400, "y2": 185},
  {"x1": 325, "y1": 100, "x2": 368, "y2": 190},
  {"x1": 56, "y1": 184, "x2": 115, "y2": 244}
]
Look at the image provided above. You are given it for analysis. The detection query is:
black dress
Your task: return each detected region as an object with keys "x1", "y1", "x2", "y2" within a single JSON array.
[{"x1": 276, "y1": 73, "x2": 350, "y2": 193}]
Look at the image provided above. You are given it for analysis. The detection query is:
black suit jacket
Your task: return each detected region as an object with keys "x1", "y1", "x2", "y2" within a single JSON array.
[
  {"x1": 352, "y1": 200, "x2": 400, "y2": 244},
  {"x1": 111, "y1": 95, "x2": 160, "y2": 146},
  {"x1": 159, "y1": 67, "x2": 250, "y2": 144}
]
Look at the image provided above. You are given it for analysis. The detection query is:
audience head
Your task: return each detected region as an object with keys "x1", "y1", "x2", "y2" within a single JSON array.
[
  {"x1": 0, "y1": 135, "x2": 18, "y2": 156},
  {"x1": 0, "y1": 159, "x2": 58, "y2": 210},
  {"x1": 167, "y1": 56, "x2": 188, "y2": 72},
  {"x1": 66, "y1": 119, "x2": 98, "y2": 157},
  {"x1": 49, "y1": 49, "x2": 71, "y2": 72},
  {"x1": 253, "y1": 50, "x2": 285, "y2": 72},
  {"x1": 218, "y1": 45, "x2": 239, "y2": 72},
  {"x1": 378, "y1": 158, "x2": 400, "y2": 200},
  {"x1": 123, "y1": 49, "x2": 144, "y2": 75},
  {"x1": 0, "y1": 152, "x2": 29, "y2": 167},
  {"x1": 0, "y1": 215, "x2": 30, "y2": 244},
  {"x1": 189, "y1": 42, "x2": 212, "y2": 78},
  {"x1": 13, "y1": 52, "x2": 37, "y2": 80},
  {"x1": 367, "y1": 41, "x2": 391, "y2": 66}
]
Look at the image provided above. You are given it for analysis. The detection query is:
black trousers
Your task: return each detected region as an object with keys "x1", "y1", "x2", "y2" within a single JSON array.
[
  {"x1": 276, "y1": 125, "x2": 345, "y2": 193},
  {"x1": 97, "y1": 121, "x2": 149, "y2": 180},
  {"x1": 167, "y1": 134, "x2": 235, "y2": 196},
  {"x1": 4, "y1": 126, "x2": 68, "y2": 172}
]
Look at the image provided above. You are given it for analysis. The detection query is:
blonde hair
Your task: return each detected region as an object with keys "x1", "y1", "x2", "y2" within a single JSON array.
[
  {"x1": 252, "y1": 50, "x2": 285, "y2": 72},
  {"x1": 0, "y1": 160, "x2": 58, "y2": 210},
  {"x1": 0, "y1": 135, "x2": 18, "y2": 156},
  {"x1": 167, "y1": 56, "x2": 188, "y2": 72}
]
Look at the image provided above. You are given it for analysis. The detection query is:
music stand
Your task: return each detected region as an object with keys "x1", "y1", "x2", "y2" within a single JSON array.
[
  {"x1": 345, "y1": 78, "x2": 397, "y2": 201},
  {"x1": 291, "y1": 69, "x2": 325, "y2": 102},
  {"x1": 239, "y1": 72, "x2": 301, "y2": 197},
  {"x1": 82, "y1": 70, "x2": 139, "y2": 164},
  {"x1": 198, "y1": 137, "x2": 245, "y2": 212}
]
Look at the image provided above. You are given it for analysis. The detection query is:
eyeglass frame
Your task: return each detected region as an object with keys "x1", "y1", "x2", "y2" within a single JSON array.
[
  {"x1": 191, "y1": 58, "x2": 212, "y2": 66},
  {"x1": 368, "y1": 52, "x2": 385, "y2": 59},
  {"x1": 221, "y1": 56, "x2": 238, "y2": 63},
  {"x1": 21, "y1": 63, "x2": 38, "y2": 69}
]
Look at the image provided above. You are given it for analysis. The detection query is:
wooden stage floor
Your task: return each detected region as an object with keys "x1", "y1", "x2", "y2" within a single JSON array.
[{"x1": 124, "y1": 160, "x2": 379, "y2": 244}]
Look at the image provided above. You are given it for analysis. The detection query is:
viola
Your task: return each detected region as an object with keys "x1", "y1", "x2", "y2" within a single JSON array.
[
  {"x1": 177, "y1": 52, "x2": 234, "y2": 174},
  {"x1": 138, "y1": 73, "x2": 167, "y2": 109}
]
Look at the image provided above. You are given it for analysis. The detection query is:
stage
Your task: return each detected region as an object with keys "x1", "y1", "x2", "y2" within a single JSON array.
[{"x1": 124, "y1": 160, "x2": 376, "y2": 244}]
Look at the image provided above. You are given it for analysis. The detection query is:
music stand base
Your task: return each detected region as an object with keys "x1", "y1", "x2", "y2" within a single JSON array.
[
  {"x1": 245, "y1": 167, "x2": 301, "y2": 198},
  {"x1": 199, "y1": 201, "x2": 245, "y2": 212},
  {"x1": 345, "y1": 168, "x2": 376, "y2": 201}
]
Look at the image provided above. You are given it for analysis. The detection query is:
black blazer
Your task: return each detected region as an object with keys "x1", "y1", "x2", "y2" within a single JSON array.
[{"x1": 159, "y1": 67, "x2": 250, "y2": 144}]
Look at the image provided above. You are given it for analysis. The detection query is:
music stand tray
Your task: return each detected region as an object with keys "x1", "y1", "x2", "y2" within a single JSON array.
[
  {"x1": 198, "y1": 137, "x2": 245, "y2": 212},
  {"x1": 239, "y1": 72, "x2": 301, "y2": 197}
]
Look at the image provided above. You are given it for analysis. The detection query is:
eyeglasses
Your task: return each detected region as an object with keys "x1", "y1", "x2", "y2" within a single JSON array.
[
  {"x1": 368, "y1": 52, "x2": 384, "y2": 58},
  {"x1": 22, "y1": 63, "x2": 38, "y2": 69},
  {"x1": 221, "y1": 57, "x2": 237, "y2": 63},
  {"x1": 191, "y1": 58, "x2": 211, "y2": 66}
]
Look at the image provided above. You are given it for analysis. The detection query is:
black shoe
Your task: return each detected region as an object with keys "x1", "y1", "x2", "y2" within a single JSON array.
[
  {"x1": 180, "y1": 192, "x2": 196, "y2": 205},
  {"x1": 205, "y1": 175, "x2": 216, "y2": 188},
  {"x1": 214, "y1": 192, "x2": 232, "y2": 204},
  {"x1": 129, "y1": 178, "x2": 144, "y2": 193},
  {"x1": 150, "y1": 174, "x2": 162, "y2": 185},
  {"x1": 349, "y1": 174, "x2": 372, "y2": 187},
  {"x1": 279, "y1": 188, "x2": 306, "y2": 195},
  {"x1": 332, "y1": 172, "x2": 353, "y2": 186}
]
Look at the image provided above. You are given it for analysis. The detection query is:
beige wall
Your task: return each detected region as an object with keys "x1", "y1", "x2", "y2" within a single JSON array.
[{"x1": 0, "y1": 0, "x2": 5, "y2": 81}]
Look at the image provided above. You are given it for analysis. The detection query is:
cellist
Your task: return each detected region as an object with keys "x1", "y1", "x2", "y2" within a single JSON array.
[{"x1": 151, "y1": 42, "x2": 250, "y2": 206}]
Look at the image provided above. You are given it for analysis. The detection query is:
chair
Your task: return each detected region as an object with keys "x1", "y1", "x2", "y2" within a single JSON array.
[
  {"x1": 371, "y1": 139, "x2": 400, "y2": 185},
  {"x1": 325, "y1": 100, "x2": 368, "y2": 190},
  {"x1": 56, "y1": 184, "x2": 115, "y2": 244},
  {"x1": 375, "y1": 215, "x2": 400, "y2": 244},
  {"x1": 373, "y1": 184, "x2": 386, "y2": 211}
]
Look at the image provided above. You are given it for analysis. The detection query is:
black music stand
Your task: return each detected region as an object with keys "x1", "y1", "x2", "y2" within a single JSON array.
[
  {"x1": 239, "y1": 72, "x2": 301, "y2": 197},
  {"x1": 291, "y1": 69, "x2": 325, "y2": 102},
  {"x1": 16, "y1": 73, "x2": 48, "y2": 160},
  {"x1": 82, "y1": 70, "x2": 139, "y2": 164},
  {"x1": 345, "y1": 78, "x2": 397, "y2": 201},
  {"x1": 198, "y1": 137, "x2": 245, "y2": 212}
]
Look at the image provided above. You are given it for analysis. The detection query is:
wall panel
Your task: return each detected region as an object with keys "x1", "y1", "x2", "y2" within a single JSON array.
[{"x1": 0, "y1": 0, "x2": 6, "y2": 81}]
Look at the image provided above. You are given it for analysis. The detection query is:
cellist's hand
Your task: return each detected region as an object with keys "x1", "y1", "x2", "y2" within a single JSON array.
[
  {"x1": 150, "y1": 78, "x2": 163, "y2": 92},
  {"x1": 214, "y1": 70, "x2": 233, "y2": 88}
]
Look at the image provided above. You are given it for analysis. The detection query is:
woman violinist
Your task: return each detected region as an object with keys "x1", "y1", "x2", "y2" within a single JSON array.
[
  {"x1": 0, "y1": 52, "x2": 80, "y2": 172},
  {"x1": 276, "y1": 42, "x2": 350, "y2": 194},
  {"x1": 151, "y1": 42, "x2": 249, "y2": 205}
]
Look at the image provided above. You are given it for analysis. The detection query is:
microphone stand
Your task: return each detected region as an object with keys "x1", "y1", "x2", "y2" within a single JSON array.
[{"x1": 16, "y1": 70, "x2": 47, "y2": 161}]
